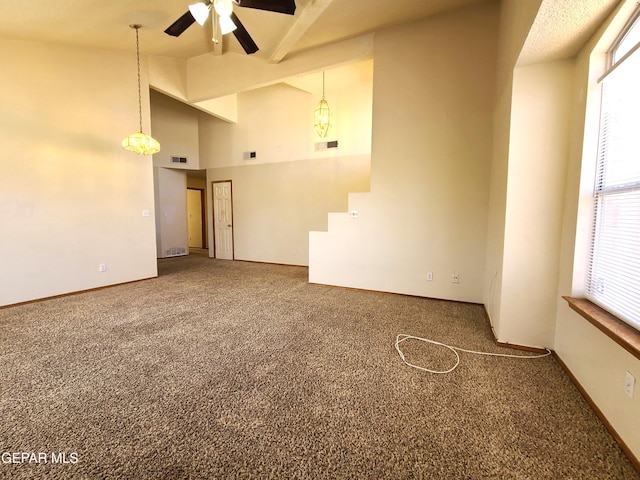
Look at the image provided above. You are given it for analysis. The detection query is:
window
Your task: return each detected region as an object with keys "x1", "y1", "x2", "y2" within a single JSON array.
[{"x1": 586, "y1": 11, "x2": 640, "y2": 331}]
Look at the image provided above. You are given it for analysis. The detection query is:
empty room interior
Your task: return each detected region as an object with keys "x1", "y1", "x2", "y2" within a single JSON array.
[{"x1": 1, "y1": 0, "x2": 640, "y2": 477}]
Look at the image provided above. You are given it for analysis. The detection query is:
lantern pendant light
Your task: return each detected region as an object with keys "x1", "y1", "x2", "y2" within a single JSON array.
[
  {"x1": 122, "y1": 24, "x2": 161, "y2": 155},
  {"x1": 314, "y1": 71, "x2": 331, "y2": 138}
]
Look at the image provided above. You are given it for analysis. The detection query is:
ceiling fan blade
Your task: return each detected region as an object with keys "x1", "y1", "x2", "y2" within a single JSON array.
[
  {"x1": 230, "y1": 12, "x2": 259, "y2": 54},
  {"x1": 235, "y1": 0, "x2": 296, "y2": 15},
  {"x1": 164, "y1": 11, "x2": 197, "y2": 37}
]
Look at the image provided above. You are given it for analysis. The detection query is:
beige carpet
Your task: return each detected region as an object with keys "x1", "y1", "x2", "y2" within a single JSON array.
[{"x1": 0, "y1": 254, "x2": 638, "y2": 479}]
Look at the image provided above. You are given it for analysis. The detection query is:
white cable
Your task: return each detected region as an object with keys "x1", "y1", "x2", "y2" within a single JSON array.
[{"x1": 394, "y1": 333, "x2": 551, "y2": 374}]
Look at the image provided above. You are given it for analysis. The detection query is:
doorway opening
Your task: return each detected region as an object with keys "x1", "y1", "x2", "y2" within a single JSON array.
[
  {"x1": 186, "y1": 170, "x2": 209, "y2": 256},
  {"x1": 187, "y1": 188, "x2": 206, "y2": 249}
]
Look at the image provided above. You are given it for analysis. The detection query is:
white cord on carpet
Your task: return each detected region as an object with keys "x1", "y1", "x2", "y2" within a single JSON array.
[{"x1": 394, "y1": 333, "x2": 551, "y2": 374}]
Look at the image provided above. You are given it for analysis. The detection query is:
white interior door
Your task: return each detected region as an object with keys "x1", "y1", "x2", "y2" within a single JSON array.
[
  {"x1": 187, "y1": 189, "x2": 203, "y2": 249},
  {"x1": 213, "y1": 181, "x2": 234, "y2": 260}
]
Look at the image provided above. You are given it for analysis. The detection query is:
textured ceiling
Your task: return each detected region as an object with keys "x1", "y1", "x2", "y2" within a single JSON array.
[{"x1": 519, "y1": 0, "x2": 621, "y2": 65}]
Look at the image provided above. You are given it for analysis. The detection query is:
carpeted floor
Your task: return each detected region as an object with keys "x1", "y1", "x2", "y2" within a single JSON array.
[{"x1": 1, "y1": 254, "x2": 638, "y2": 479}]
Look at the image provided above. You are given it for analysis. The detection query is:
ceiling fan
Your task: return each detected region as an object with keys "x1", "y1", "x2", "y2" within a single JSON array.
[{"x1": 164, "y1": 0, "x2": 296, "y2": 55}]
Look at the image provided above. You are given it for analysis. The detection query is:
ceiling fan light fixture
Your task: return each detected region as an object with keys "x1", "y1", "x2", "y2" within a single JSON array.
[
  {"x1": 219, "y1": 14, "x2": 237, "y2": 34},
  {"x1": 189, "y1": 2, "x2": 211, "y2": 25},
  {"x1": 165, "y1": 0, "x2": 295, "y2": 52},
  {"x1": 213, "y1": 0, "x2": 233, "y2": 17}
]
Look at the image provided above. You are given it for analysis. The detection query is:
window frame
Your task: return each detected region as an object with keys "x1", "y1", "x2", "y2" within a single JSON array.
[{"x1": 583, "y1": 9, "x2": 640, "y2": 334}]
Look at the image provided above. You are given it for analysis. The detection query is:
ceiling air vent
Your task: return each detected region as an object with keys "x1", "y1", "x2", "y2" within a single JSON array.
[{"x1": 171, "y1": 156, "x2": 188, "y2": 164}]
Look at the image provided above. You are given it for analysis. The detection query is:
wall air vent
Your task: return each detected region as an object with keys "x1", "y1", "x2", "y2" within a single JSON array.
[
  {"x1": 171, "y1": 156, "x2": 188, "y2": 164},
  {"x1": 165, "y1": 247, "x2": 187, "y2": 257},
  {"x1": 243, "y1": 151, "x2": 257, "y2": 160},
  {"x1": 315, "y1": 140, "x2": 339, "y2": 151}
]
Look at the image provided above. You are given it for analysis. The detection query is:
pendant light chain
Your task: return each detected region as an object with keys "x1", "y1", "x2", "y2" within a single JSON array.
[{"x1": 134, "y1": 25, "x2": 143, "y2": 133}]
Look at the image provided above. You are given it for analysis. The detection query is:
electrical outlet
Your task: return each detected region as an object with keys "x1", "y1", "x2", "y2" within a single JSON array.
[
  {"x1": 625, "y1": 371, "x2": 635, "y2": 398},
  {"x1": 451, "y1": 274, "x2": 459, "y2": 283},
  {"x1": 99, "y1": 264, "x2": 107, "y2": 272},
  {"x1": 427, "y1": 272, "x2": 433, "y2": 281}
]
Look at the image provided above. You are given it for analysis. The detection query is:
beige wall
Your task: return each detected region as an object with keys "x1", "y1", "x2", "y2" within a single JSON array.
[
  {"x1": 148, "y1": 61, "x2": 374, "y2": 266},
  {"x1": 553, "y1": 0, "x2": 640, "y2": 460},
  {"x1": 208, "y1": 156, "x2": 370, "y2": 265},
  {"x1": 484, "y1": 0, "x2": 542, "y2": 337},
  {"x1": 310, "y1": 3, "x2": 499, "y2": 303},
  {"x1": 151, "y1": 90, "x2": 200, "y2": 170},
  {"x1": 0, "y1": 39, "x2": 157, "y2": 306},
  {"x1": 150, "y1": 90, "x2": 210, "y2": 256},
  {"x1": 486, "y1": 0, "x2": 639, "y2": 459},
  {"x1": 200, "y1": 62, "x2": 373, "y2": 266},
  {"x1": 485, "y1": 0, "x2": 577, "y2": 350},
  {"x1": 497, "y1": 60, "x2": 573, "y2": 348},
  {"x1": 154, "y1": 168, "x2": 188, "y2": 259},
  {"x1": 201, "y1": 84, "x2": 313, "y2": 167},
  {"x1": 199, "y1": 61, "x2": 374, "y2": 169}
]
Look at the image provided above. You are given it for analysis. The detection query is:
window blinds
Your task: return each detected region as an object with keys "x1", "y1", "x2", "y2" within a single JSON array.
[{"x1": 586, "y1": 39, "x2": 640, "y2": 330}]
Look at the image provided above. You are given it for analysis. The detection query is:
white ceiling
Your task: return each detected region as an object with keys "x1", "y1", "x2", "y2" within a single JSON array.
[
  {"x1": 0, "y1": 0, "x2": 487, "y2": 60},
  {"x1": 520, "y1": 0, "x2": 620, "y2": 65}
]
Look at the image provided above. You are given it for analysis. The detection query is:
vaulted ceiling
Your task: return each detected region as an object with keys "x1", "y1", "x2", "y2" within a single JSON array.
[
  {"x1": 0, "y1": 0, "x2": 487, "y2": 61},
  {"x1": 0, "y1": 0, "x2": 621, "y2": 103}
]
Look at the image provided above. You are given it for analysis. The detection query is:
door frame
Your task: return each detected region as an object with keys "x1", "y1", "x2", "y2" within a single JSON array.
[
  {"x1": 212, "y1": 180, "x2": 234, "y2": 260},
  {"x1": 187, "y1": 187, "x2": 207, "y2": 249}
]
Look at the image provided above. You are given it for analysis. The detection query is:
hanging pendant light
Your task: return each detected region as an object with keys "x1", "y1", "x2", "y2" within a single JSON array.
[
  {"x1": 314, "y1": 71, "x2": 331, "y2": 138},
  {"x1": 122, "y1": 24, "x2": 161, "y2": 155}
]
